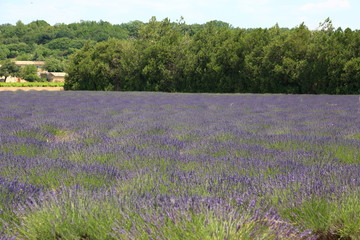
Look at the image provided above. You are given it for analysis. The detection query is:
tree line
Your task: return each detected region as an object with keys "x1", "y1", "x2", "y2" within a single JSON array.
[
  {"x1": 65, "y1": 17, "x2": 360, "y2": 94},
  {"x1": 0, "y1": 19, "x2": 147, "y2": 72},
  {"x1": 1, "y1": 18, "x2": 359, "y2": 94}
]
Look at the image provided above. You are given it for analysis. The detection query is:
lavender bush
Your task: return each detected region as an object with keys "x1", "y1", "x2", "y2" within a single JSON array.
[{"x1": 0, "y1": 92, "x2": 359, "y2": 239}]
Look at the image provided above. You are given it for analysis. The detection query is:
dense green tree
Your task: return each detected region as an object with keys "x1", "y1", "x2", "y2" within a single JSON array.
[
  {"x1": 185, "y1": 22, "x2": 245, "y2": 92},
  {"x1": 0, "y1": 46, "x2": 10, "y2": 60},
  {"x1": 63, "y1": 17, "x2": 360, "y2": 94},
  {"x1": 136, "y1": 17, "x2": 185, "y2": 91},
  {"x1": 121, "y1": 20, "x2": 144, "y2": 38},
  {"x1": 341, "y1": 57, "x2": 360, "y2": 93},
  {"x1": 53, "y1": 23, "x2": 75, "y2": 39},
  {"x1": 25, "y1": 20, "x2": 54, "y2": 44},
  {"x1": 0, "y1": 23, "x2": 14, "y2": 41},
  {"x1": 46, "y1": 37, "x2": 73, "y2": 50},
  {"x1": 243, "y1": 28, "x2": 271, "y2": 92},
  {"x1": 44, "y1": 58, "x2": 66, "y2": 72},
  {"x1": 19, "y1": 64, "x2": 42, "y2": 82},
  {"x1": 272, "y1": 23, "x2": 310, "y2": 93},
  {"x1": 0, "y1": 17, "x2": 359, "y2": 93},
  {"x1": 14, "y1": 21, "x2": 27, "y2": 39},
  {"x1": 65, "y1": 39, "x2": 127, "y2": 90},
  {"x1": 6, "y1": 42, "x2": 32, "y2": 58},
  {"x1": 64, "y1": 42, "x2": 94, "y2": 90},
  {"x1": 0, "y1": 60, "x2": 20, "y2": 81}
]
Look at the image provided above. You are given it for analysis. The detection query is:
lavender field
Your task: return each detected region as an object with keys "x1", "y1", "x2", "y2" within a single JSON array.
[{"x1": 0, "y1": 92, "x2": 359, "y2": 240}]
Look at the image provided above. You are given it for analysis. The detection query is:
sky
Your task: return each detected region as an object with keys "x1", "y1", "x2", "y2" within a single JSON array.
[{"x1": 0, "y1": 0, "x2": 359, "y2": 30}]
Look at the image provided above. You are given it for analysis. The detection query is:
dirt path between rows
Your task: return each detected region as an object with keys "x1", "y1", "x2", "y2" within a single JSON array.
[{"x1": 0, "y1": 87, "x2": 64, "y2": 91}]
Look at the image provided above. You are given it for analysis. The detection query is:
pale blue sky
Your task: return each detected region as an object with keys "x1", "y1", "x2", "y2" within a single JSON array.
[{"x1": 0, "y1": 0, "x2": 358, "y2": 30}]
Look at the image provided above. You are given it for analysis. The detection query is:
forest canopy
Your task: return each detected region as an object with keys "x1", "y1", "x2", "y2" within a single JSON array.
[{"x1": 1, "y1": 18, "x2": 359, "y2": 94}]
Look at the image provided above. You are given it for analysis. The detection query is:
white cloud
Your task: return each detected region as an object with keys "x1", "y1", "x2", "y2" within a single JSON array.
[{"x1": 300, "y1": 0, "x2": 350, "y2": 12}]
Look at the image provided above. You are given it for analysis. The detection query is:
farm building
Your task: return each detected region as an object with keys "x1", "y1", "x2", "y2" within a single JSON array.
[
  {"x1": 14, "y1": 61, "x2": 45, "y2": 70},
  {"x1": 48, "y1": 72, "x2": 67, "y2": 82}
]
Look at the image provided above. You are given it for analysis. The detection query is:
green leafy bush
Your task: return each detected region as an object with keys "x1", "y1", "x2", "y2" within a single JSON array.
[{"x1": 0, "y1": 82, "x2": 64, "y2": 87}]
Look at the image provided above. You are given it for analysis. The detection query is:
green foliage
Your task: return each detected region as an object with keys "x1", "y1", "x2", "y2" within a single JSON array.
[
  {"x1": 0, "y1": 46, "x2": 10, "y2": 60},
  {"x1": 120, "y1": 20, "x2": 144, "y2": 38},
  {"x1": 334, "y1": 194, "x2": 360, "y2": 239},
  {"x1": 64, "y1": 39, "x2": 125, "y2": 90},
  {"x1": 1, "y1": 18, "x2": 360, "y2": 93},
  {"x1": 0, "y1": 59, "x2": 20, "y2": 80},
  {"x1": 0, "y1": 20, "x2": 130, "y2": 61},
  {"x1": 6, "y1": 42, "x2": 33, "y2": 58},
  {"x1": 45, "y1": 37, "x2": 87, "y2": 57},
  {"x1": 185, "y1": 22, "x2": 245, "y2": 92},
  {"x1": 341, "y1": 57, "x2": 360, "y2": 94},
  {"x1": 332, "y1": 145, "x2": 360, "y2": 164},
  {"x1": 6, "y1": 191, "x2": 277, "y2": 240},
  {"x1": 19, "y1": 64, "x2": 38, "y2": 82},
  {"x1": 0, "y1": 82, "x2": 64, "y2": 87},
  {"x1": 115, "y1": 210, "x2": 277, "y2": 240},
  {"x1": 43, "y1": 58, "x2": 66, "y2": 72},
  {"x1": 136, "y1": 17, "x2": 184, "y2": 91},
  {"x1": 282, "y1": 198, "x2": 334, "y2": 233},
  {"x1": 9, "y1": 194, "x2": 120, "y2": 240},
  {"x1": 280, "y1": 195, "x2": 360, "y2": 239}
]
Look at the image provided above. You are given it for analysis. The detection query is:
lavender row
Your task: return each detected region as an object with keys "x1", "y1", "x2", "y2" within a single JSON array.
[{"x1": 0, "y1": 92, "x2": 359, "y2": 239}]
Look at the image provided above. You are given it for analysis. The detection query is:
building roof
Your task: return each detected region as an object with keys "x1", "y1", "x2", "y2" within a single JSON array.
[
  {"x1": 49, "y1": 72, "x2": 67, "y2": 77},
  {"x1": 14, "y1": 61, "x2": 45, "y2": 66}
]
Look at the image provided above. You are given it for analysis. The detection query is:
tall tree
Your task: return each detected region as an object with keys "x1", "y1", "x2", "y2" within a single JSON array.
[
  {"x1": 136, "y1": 17, "x2": 184, "y2": 92},
  {"x1": 341, "y1": 57, "x2": 360, "y2": 93},
  {"x1": 65, "y1": 39, "x2": 127, "y2": 91},
  {"x1": 0, "y1": 60, "x2": 20, "y2": 81}
]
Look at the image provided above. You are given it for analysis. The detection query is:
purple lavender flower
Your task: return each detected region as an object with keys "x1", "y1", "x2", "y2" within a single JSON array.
[{"x1": 0, "y1": 92, "x2": 359, "y2": 239}]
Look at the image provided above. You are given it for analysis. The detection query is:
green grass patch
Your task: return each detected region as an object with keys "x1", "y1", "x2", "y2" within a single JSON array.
[
  {"x1": 0, "y1": 82, "x2": 64, "y2": 87},
  {"x1": 344, "y1": 133, "x2": 360, "y2": 141},
  {"x1": 67, "y1": 152, "x2": 86, "y2": 163},
  {"x1": 145, "y1": 127, "x2": 166, "y2": 135},
  {"x1": 213, "y1": 133, "x2": 235, "y2": 142},
  {"x1": 332, "y1": 145, "x2": 360, "y2": 164},
  {"x1": 28, "y1": 169, "x2": 114, "y2": 188},
  {"x1": 92, "y1": 153, "x2": 118, "y2": 164},
  {"x1": 280, "y1": 194, "x2": 360, "y2": 239},
  {"x1": 6, "y1": 194, "x2": 120, "y2": 240},
  {"x1": 333, "y1": 194, "x2": 360, "y2": 239},
  {"x1": 1, "y1": 116, "x2": 17, "y2": 121},
  {"x1": 14, "y1": 130, "x2": 47, "y2": 141},
  {"x1": 178, "y1": 161, "x2": 201, "y2": 172},
  {"x1": 41, "y1": 124, "x2": 65, "y2": 136},
  {"x1": 115, "y1": 210, "x2": 278, "y2": 240},
  {"x1": 179, "y1": 105, "x2": 205, "y2": 109},
  {"x1": 71, "y1": 173, "x2": 113, "y2": 188},
  {"x1": 261, "y1": 167, "x2": 282, "y2": 178},
  {"x1": 268, "y1": 128, "x2": 291, "y2": 135},
  {"x1": 234, "y1": 149, "x2": 251, "y2": 158},
  {"x1": 2, "y1": 144, "x2": 41, "y2": 157},
  {"x1": 81, "y1": 137, "x2": 102, "y2": 146},
  {"x1": 0, "y1": 203, "x2": 17, "y2": 232},
  {"x1": 264, "y1": 139, "x2": 303, "y2": 151},
  {"x1": 41, "y1": 124, "x2": 77, "y2": 143},
  {"x1": 25, "y1": 169, "x2": 63, "y2": 188},
  {"x1": 173, "y1": 132, "x2": 200, "y2": 142},
  {"x1": 281, "y1": 198, "x2": 334, "y2": 234}
]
